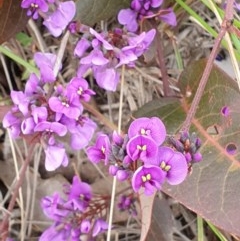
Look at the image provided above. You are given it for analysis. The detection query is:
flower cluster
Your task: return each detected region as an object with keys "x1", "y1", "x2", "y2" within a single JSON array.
[
  {"x1": 3, "y1": 52, "x2": 96, "y2": 171},
  {"x1": 40, "y1": 176, "x2": 109, "y2": 240},
  {"x1": 118, "y1": 0, "x2": 177, "y2": 32},
  {"x1": 74, "y1": 27, "x2": 156, "y2": 91},
  {"x1": 87, "y1": 117, "x2": 194, "y2": 195},
  {"x1": 21, "y1": 0, "x2": 76, "y2": 37},
  {"x1": 169, "y1": 131, "x2": 202, "y2": 166}
]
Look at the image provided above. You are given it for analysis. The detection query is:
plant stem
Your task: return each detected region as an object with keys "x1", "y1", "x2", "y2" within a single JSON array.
[
  {"x1": 0, "y1": 144, "x2": 35, "y2": 240},
  {"x1": 156, "y1": 28, "x2": 171, "y2": 96},
  {"x1": 181, "y1": 0, "x2": 234, "y2": 131}
]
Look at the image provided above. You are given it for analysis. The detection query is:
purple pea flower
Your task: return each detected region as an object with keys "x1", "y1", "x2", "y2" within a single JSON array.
[
  {"x1": 80, "y1": 219, "x2": 91, "y2": 233},
  {"x1": 128, "y1": 117, "x2": 166, "y2": 145},
  {"x1": 67, "y1": 176, "x2": 92, "y2": 211},
  {"x1": 93, "y1": 66, "x2": 120, "y2": 91},
  {"x1": 34, "y1": 52, "x2": 59, "y2": 83},
  {"x1": 89, "y1": 28, "x2": 114, "y2": 50},
  {"x1": 92, "y1": 218, "x2": 109, "y2": 237},
  {"x1": 126, "y1": 135, "x2": 158, "y2": 163},
  {"x1": 44, "y1": 144, "x2": 68, "y2": 171},
  {"x1": 11, "y1": 91, "x2": 29, "y2": 116},
  {"x1": 43, "y1": 1, "x2": 76, "y2": 37},
  {"x1": 127, "y1": 29, "x2": 156, "y2": 57},
  {"x1": 68, "y1": 117, "x2": 97, "y2": 150},
  {"x1": 156, "y1": 147, "x2": 188, "y2": 185},
  {"x1": 157, "y1": 8, "x2": 177, "y2": 26},
  {"x1": 66, "y1": 77, "x2": 95, "y2": 103},
  {"x1": 87, "y1": 134, "x2": 111, "y2": 164},
  {"x1": 39, "y1": 223, "x2": 70, "y2": 241},
  {"x1": 34, "y1": 121, "x2": 67, "y2": 136},
  {"x1": 41, "y1": 193, "x2": 69, "y2": 221},
  {"x1": 118, "y1": 9, "x2": 138, "y2": 32},
  {"x1": 48, "y1": 93, "x2": 83, "y2": 119},
  {"x1": 74, "y1": 38, "x2": 91, "y2": 58},
  {"x1": 25, "y1": 73, "x2": 41, "y2": 96},
  {"x1": 3, "y1": 112, "x2": 21, "y2": 138},
  {"x1": 31, "y1": 106, "x2": 48, "y2": 124},
  {"x1": 21, "y1": 0, "x2": 49, "y2": 19},
  {"x1": 132, "y1": 165, "x2": 165, "y2": 195},
  {"x1": 21, "y1": 117, "x2": 35, "y2": 135}
]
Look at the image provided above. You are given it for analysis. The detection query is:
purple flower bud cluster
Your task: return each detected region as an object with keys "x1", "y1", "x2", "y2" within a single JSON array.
[
  {"x1": 3, "y1": 52, "x2": 96, "y2": 171},
  {"x1": 169, "y1": 131, "x2": 203, "y2": 165},
  {"x1": 118, "y1": 0, "x2": 177, "y2": 32},
  {"x1": 21, "y1": 0, "x2": 76, "y2": 37},
  {"x1": 117, "y1": 194, "x2": 137, "y2": 216},
  {"x1": 40, "y1": 176, "x2": 109, "y2": 240},
  {"x1": 74, "y1": 27, "x2": 156, "y2": 91},
  {"x1": 87, "y1": 117, "x2": 195, "y2": 196}
]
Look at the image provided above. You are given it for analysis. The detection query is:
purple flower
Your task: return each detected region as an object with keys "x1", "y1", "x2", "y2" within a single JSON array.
[
  {"x1": 92, "y1": 219, "x2": 109, "y2": 237},
  {"x1": 157, "y1": 147, "x2": 188, "y2": 185},
  {"x1": 34, "y1": 52, "x2": 59, "y2": 83},
  {"x1": 74, "y1": 38, "x2": 91, "y2": 58},
  {"x1": 158, "y1": 8, "x2": 177, "y2": 26},
  {"x1": 128, "y1": 117, "x2": 166, "y2": 145},
  {"x1": 80, "y1": 49, "x2": 109, "y2": 66},
  {"x1": 21, "y1": 0, "x2": 49, "y2": 19},
  {"x1": 48, "y1": 94, "x2": 83, "y2": 119},
  {"x1": 67, "y1": 176, "x2": 92, "y2": 211},
  {"x1": 127, "y1": 29, "x2": 156, "y2": 57},
  {"x1": 126, "y1": 135, "x2": 158, "y2": 162},
  {"x1": 93, "y1": 66, "x2": 120, "y2": 91},
  {"x1": 68, "y1": 117, "x2": 97, "y2": 150},
  {"x1": 31, "y1": 106, "x2": 48, "y2": 124},
  {"x1": 21, "y1": 117, "x2": 35, "y2": 134},
  {"x1": 25, "y1": 73, "x2": 41, "y2": 96},
  {"x1": 39, "y1": 223, "x2": 70, "y2": 241},
  {"x1": 41, "y1": 193, "x2": 69, "y2": 221},
  {"x1": 11, "y1": 91, "x2": 29, "y2": 116},
  {"x1": 132, "y1": 165, "x2": 165, "y2": 195},
  {"x1": 3, "y1": 112, "x2": 21, "y2": 138},
  {"x1": 87, "y1": 134, "x2": 111, "y2": 164},
  {"x1": 90, "y1": 28, "x2": 114, "y2": 50},
  {"x1": 118, "y1": 9, "x2": 138, "y2": 32},
  {"x1": 66, "y1": 77, "x2": 95, "y2": 103},
  {"x1": 43, "y1": 1, "x2": 76, "y2": 37},
  {"x1": 80, "y1": 219, "x2": 91, "y2": 233},
  {"x1": 44, "y1": 144, "x2": 68, "y2": 171},
  {"x1": 116, "y1": 169, "x2": 130, "y2": 181},
  {"x1": 34, "y1": 121, "x2": 67, "y2": 136}
]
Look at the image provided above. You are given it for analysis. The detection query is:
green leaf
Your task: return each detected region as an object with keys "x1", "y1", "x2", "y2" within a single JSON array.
[
  {"x1": 134, "y1": 59, "x2": 240, "y2": 237},
  {"x1": 16, "y1": 32, "x2": 32, "y2": 47},
  {"x1": 75, "y1": 0, "x2": 131, "y2": 26}
]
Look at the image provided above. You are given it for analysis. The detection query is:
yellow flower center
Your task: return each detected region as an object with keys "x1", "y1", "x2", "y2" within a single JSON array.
[
  {"x1": 140, "y1": 128, "x2": 146, "y2": 135},
  {"x1": 142, "y1": 173, "x2": 151, "y2": 182},
  {"x1": 160, "y1": 161, "x2": 171, "y2": 171},
  {"x1": 62, "y1": 101, "x2": 69, "y2": 107},
  {"x1": 77, "y1": 87, "x2": 83, "y2": 95},
  {"x1": 101, "y1": 146, "x2": 105, "y2": 154},
  {"x1": 137, "y1": 145, "x2": 147, "y2": 151}
]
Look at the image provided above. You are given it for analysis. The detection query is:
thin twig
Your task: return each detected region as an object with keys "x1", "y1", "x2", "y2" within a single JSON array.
[
  {"x1": 106, "y1": 65, "x2": 125, "y2": 241},
  {"x1": 156, "y1": 30, "x2": 171, "y2": 96},
  {"x1": 181, "y1": 0, "x2": 234, "y2": 131},
  {"x1": 0, "y1": 144, "x2": 35, "y2": 240}
]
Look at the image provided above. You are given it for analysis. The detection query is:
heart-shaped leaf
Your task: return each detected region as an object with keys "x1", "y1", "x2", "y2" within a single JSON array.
[
  {"x1": 75, "y1": 0, "x2": 131, "y2": 26},
  {"x1": 0, "y1": 0, "x2": 29, "y2": 44},
  {"x1": 134, "y1": 59, "x2": 240, "y2": 237}
]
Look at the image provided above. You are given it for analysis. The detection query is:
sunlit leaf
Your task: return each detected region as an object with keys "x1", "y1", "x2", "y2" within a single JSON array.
[{"x1": 75, "y1": 0, "x2": 131, "y2": 26}]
